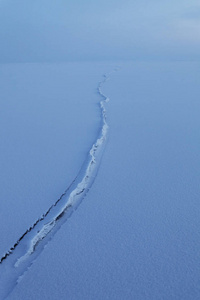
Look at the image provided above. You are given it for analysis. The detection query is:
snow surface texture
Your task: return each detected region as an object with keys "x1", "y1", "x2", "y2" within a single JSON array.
[
  {"x1": 0, "y1": 65, "x2": 119, "y2": 299},
  {"x1": 5, "y1": 62, "x2": 200, "y2": 300},
  {"x1": 0, "y1": 62, "x2": 108, "y2": 255}
]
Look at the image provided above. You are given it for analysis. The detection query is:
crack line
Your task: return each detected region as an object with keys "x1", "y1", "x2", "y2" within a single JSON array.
[{"x1": 0, "y1": 69, "x2": 119, "y2": 300}]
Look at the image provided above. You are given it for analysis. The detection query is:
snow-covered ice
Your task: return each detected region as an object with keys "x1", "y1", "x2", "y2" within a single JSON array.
[
  {"x1": 1, "y1": 61, "x2": 200, "y2": 300},
  {"x1": 0, "y1": 61, "x2": 116, "y2": 298}
]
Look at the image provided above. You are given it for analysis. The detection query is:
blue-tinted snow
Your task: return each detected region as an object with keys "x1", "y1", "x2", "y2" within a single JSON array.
[
  {"x1": 0, "y1": 67, "x2": 113, "y2": 300},
  {"x1": 0, "y1": 62, "x2": 114, "y2": 257},
  {"x1": 6, "y1": 62, "x2": 200, "y2": 300}
]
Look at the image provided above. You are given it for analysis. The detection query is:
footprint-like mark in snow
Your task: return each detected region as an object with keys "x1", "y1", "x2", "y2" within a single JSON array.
[{"x1": 0, "y1": 69, "x2": 119, "y2": 300}]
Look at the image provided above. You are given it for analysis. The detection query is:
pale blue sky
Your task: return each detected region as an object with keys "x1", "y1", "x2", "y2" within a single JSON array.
[{"x1": 0, "y1": 0, "x2": 200, "y2": 62}]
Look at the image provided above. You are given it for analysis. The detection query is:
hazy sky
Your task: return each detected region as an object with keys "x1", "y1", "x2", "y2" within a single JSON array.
[{"x1": 0, "y1": 0, "x2": 200, "y2": 62}]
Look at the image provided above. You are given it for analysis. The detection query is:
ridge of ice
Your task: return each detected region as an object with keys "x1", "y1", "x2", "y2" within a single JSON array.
[{"x1": 0, "y1": 70, "x2": 117, "y2": 300}]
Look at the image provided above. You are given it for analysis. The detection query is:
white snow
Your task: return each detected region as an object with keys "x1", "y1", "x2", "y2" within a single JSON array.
[
  {"x1": 0, "y1": 62, "x2": 116, "y2": 299},
  {"x1": 2, "y1": 61, "x2": 200, "y2": 300}
]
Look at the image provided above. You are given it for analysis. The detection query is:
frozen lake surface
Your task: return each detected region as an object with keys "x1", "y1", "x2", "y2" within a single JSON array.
[
  {"x1": 0, "y1": 62, "x2": 113, "y2": 255},
  {"x1": 1, "y1": 62, "x2": 200, "y2": 299}
]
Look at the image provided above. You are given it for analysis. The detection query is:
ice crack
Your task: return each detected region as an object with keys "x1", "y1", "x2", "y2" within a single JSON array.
[{"x1": 0, "y1": 69, "x2": 119, "y2": 300}]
